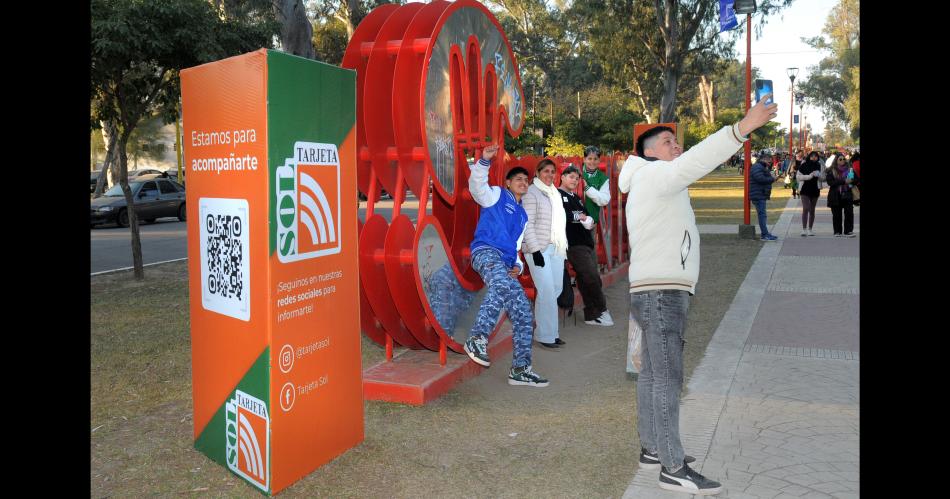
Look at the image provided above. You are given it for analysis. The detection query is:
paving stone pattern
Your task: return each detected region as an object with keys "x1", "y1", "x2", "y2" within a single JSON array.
[{"x1": 623, "y1": 198, "x2": 859, "y2": 498}]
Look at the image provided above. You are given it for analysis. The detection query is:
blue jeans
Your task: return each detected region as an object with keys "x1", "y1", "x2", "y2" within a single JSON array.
[
  {"x1": 631, "y1": 289, "x2": 690, "y2": 471},
  {"x1": 469, "y1": 248, "x2": 534, "y2": 368},
  {"x1": 752, "y1": 199, "x2": 769, "y2": 236}
]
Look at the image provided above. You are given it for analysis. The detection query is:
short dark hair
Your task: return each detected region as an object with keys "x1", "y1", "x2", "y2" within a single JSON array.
[
  {"x1": 583, "y1": 145, "x2": 601, "y2": 157},
  {"x1": 505, "y1": 166, "x2": 529, "y2": 180},
  {"x1": 536, "y1": 158, "x2": 557, "y2": 173},
  {"x1": 636, "y1": 126, "x2": 674, "y2": 157},
  {"x1": 560, "y1": 165, "x2": 580, "y2": 177}
]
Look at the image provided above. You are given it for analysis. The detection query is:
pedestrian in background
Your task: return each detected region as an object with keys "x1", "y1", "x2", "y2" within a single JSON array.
[
  {"x1": 558, "y1": 165, "x2": 613, "y2": 327},
  {"x1": 750, "y1": 150, "x2": 781, "y2": 241},
  {"x1": 522, "y1": 158, "x2": 569, "y2": 348},
  {"x1": 463, "y1": 144, "x2": 549, "y2": 387},
  {"x1": 825, "y1": 154, "x2": 857, "y2": 237},
  {"x1": 796, "y1": 150, "x2": 823, "y2": 236}
]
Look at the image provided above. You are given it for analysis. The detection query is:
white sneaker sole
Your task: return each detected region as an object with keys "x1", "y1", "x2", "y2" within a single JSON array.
[
  {"x1": 584, "y1": 320, "x2": 611, "y2": 326},
  {"x1": 464, "y1": 344, "x2": 490, "y2": 367},
  {"x1": 507, "y1": 378, "x2": 549, "y2": 387},
  {"x1": 639, "y1": 461, "x2": 661, "y2": 470},
  {"x1": 658, "y1": 477, "x2": 722, "y2": 495}
]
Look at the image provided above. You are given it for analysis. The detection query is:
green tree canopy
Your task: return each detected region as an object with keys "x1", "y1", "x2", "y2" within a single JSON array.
[
  {"x1": 91, "y1": 0, "x2": 278, "y2": 278},
  {"x1": 798, "y1": 0, "x2": 859, "y2": 139}
]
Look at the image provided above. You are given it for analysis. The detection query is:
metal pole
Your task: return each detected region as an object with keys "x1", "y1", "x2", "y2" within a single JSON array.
[
  {"x1": 743, "y1": 13, "x2": 751, "y2": 226},
  {"x1": 788, "y1": 79, "x2": 795, "y2": 158}
]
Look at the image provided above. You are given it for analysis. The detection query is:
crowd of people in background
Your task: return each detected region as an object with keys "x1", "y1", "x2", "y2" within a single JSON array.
[{"x1": 737, "y1": 146, "x2": 861, "y2": 239}]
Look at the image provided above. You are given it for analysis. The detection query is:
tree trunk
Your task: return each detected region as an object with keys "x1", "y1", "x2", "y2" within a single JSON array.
[
  {"x1": 275, "y1": 0, "x2": 315, "y2": 59},
  {"x1": 93, "y1": 120, "x2": 118, "y2": 197},
  {"x1": 659, "y1": 65, "x2": 678, "y2": 123},
  {"x1": 346, "y1": 0, "x2": 360, "y2": 40},
  {"x1": 115, "y1": 128, "x2": 145, "y2": 280},
  {"x1": 699, "y1": 75, "x2": 715, "y2": 124}
]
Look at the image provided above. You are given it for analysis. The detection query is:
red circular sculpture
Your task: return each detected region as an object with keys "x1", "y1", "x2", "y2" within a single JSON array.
[{"x1": 343, "y1": 0, "x2": 526, "y2": 355}]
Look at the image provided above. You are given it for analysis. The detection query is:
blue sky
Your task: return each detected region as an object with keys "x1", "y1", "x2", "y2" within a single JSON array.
[{"x1": 729, "y1": 0, "x2": 840, "y2": 133}]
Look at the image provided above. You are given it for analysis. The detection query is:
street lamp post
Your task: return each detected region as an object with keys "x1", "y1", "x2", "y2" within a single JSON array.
[
  {"x1": 787, "y1": 67, "x2": 798, "y2": 160},
  {"x1": 795, "y1": 91, "x2": 805, "y2": 152},
  {"x1": 735, "y1": 0, "x2": 758, "y2": 237}
]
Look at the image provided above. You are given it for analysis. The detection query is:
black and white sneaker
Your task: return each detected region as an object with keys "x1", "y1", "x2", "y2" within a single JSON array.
[
  {"x1": 507, "y1": 365, "x2": 549, "y2": 387},
  {"x1": 464, "y1": 335, "x2": 490, "y2": 367},
  {"x1": 638, "y1": 448, "x2": 696, "y2": 470},
  {"x1": 658, "y1": 462, "x2": 722, "y2": 495}
]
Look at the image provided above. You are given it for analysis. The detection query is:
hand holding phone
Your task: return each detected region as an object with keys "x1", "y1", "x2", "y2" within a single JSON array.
[{"x1": 754, "y1": 79, "x2": 774, "y2": 105}]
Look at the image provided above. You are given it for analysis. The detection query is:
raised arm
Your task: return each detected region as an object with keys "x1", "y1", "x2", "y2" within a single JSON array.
[{"x1": 468, "y1": 157, "x2": 500, "y2": 207}]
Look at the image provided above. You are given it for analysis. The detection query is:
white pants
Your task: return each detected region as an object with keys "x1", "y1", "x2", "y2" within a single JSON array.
[{"x1": 525, "y1": 243, "x2": 565, "y2": 343}]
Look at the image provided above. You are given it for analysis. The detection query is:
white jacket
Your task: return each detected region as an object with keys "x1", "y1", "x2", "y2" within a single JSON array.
[{"x1": 618, "y1": 124, "x2": 747, "y2": 294}]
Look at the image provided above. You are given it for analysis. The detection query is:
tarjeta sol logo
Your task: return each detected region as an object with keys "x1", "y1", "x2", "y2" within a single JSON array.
[
  {"x1": 226, "y1": 390, "x2": 269, "y2": 491},
  {"x1": 276, "y1": 142, "x2": 342, "y2": 262}
]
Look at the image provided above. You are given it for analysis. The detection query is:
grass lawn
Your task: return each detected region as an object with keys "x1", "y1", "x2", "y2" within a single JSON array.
[
  {"x1": 91, "y1": 174, "x2": 766, "y2": 497},
  {"x1": 690, "y1": 166, "x2": 792, "y2": 226}
]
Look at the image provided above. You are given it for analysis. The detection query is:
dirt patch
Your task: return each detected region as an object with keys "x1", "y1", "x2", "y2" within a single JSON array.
[{"x1": 91, "y1": 232, "x2": 761, "y2": 497}]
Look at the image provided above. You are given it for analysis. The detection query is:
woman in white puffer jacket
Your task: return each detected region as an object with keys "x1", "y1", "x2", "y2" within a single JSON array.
[{"x1": 521, "y1": 158, "x2": 569, "y2": 348}]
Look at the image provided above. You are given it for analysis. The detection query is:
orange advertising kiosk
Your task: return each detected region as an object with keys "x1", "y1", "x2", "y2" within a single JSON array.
[{"x1": 181, "y1": 49, "x2": 362, "y2": 495}]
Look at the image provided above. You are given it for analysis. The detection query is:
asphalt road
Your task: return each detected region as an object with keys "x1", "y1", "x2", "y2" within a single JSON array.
[
  {"x1": 90, "y1": 198, "x2": 424, "y2": 275},
  {"x1": 90, "y1": 218, "x2": 189, "y2": 274}
]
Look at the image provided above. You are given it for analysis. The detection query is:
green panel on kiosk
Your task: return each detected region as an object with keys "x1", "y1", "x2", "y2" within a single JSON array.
[
  {"x1": 194, "y1": 347, "x2": 271, "y2": 487},
  {"x1": 266, "y1": 50, "x2": 356, "y2": 256}
]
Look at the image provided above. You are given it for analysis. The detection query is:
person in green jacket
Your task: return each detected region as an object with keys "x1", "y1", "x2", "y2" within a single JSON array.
[{"x1": 581, "y1": 146, "x2": 611, "y2": 239}]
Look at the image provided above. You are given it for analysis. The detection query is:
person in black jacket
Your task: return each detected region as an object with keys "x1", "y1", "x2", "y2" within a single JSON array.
[
  {"x1": 749, "y1": 150, "x2": 781, "y2": 241},
  {"x1": 796, "y1": 151, "x2": 823, "y2": 236},
  {"x1": 825, "y1": 153, "x2": 857, "y2": 237},
  {"x1": 558, "y1": 165, "x2": 613, "y2": 327}
]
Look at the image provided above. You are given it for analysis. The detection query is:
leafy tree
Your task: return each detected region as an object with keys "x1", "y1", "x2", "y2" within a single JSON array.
[
  {"x1": 91, "y1": 0, "x2": 277, "y2": 279},
  {"x1": 545, "y1": 133, "x2": 584, "y2": 157},
  {"x1": 798, "y1": 0, "x2": 859, "y2": 138}
]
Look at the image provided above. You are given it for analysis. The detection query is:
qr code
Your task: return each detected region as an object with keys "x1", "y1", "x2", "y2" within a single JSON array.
[
  {"x1": 206, "y1": 214, "x2": 244, "y2": 300},
  {"x1": 200, "y1": 198, "x2": 250, "y2": 321}
]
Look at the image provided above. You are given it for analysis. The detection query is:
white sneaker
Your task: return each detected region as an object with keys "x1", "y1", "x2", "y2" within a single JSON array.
[
  {"x1": 807, "y1": 228, "x2": 815, "y2": 236},
  {"x1": 801, "y1": 229, "x2": 808, "y2": 236},
  {"x1": 599, "y1": 310, "x2": 614, "y2": 326},
  {"x1": 585, "y1": 316, "x2": 611, "y2": 327}
]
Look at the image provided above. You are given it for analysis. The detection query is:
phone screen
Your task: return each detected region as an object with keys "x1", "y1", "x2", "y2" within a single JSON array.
[{"x1": 754, "y1": 79, "x2": 774, "y2": 105}]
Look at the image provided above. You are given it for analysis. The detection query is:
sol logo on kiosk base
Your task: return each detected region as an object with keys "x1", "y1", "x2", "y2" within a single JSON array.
[{"x1": 226, "y1": 390, "x2": 270, "y2": 491}]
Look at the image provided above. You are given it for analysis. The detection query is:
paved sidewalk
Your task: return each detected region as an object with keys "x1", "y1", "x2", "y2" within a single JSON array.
[{"x1": 624, "y1": 197, "x2": 859, "y2": 498}]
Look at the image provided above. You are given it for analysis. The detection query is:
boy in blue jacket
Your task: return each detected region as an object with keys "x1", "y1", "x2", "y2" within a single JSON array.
[{"x1": 464, "y1": 144, "x2": 549, "y2": 387}]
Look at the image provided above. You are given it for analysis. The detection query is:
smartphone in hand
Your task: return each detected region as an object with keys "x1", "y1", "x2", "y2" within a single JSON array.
[{"x1": 754, "y1": 79, "x2": 774, "y2": 105}]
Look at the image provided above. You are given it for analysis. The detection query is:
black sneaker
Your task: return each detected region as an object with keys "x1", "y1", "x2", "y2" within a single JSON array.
[
  {"x1": 638, "y1": 448, "x2": 696, "y2": 470},
  {"x1": 658, "y1": 462, "x2": 722, "y2": 495},
  {"x1": 464, "y1": 335, "x2": 490, "y2": 367},
  {"x1": 507, "y1": 365, "x2": 549, "y2": 387}
]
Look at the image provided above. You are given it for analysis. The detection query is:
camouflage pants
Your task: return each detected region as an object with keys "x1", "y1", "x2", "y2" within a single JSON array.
[{"x1": 469, "y1": 248, "x2": 534, "y2": 368}]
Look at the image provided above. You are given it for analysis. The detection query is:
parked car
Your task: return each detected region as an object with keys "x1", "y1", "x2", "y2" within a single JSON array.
[
  {"x1": 90, "y1": 178, "x2": 186, "y2": 228},
  {"x1": 137, "y1": 170, "x2": 183, "y2": 184},
  {"x1": 127, "y1": 168, "x2": 165, "y2": 178},
  {"x1": 90, "y1": 169, "x2": 104, "y2": 193}
]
